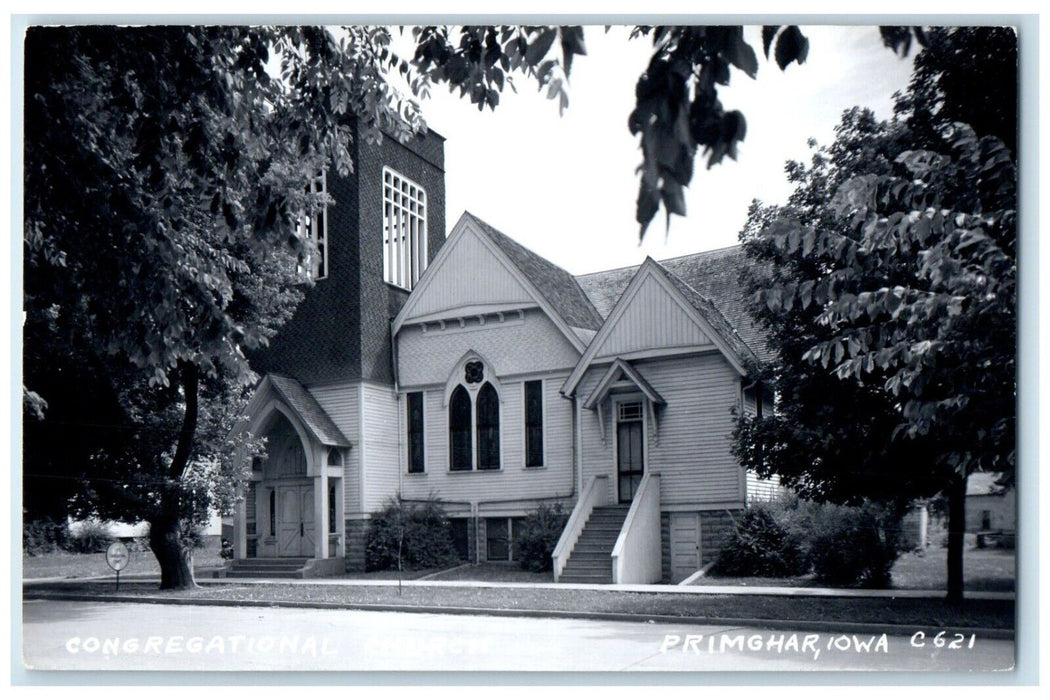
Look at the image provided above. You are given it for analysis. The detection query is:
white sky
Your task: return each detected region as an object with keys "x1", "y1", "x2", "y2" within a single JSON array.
[{"x1": 406, "y1": 25, "x2": 916, "y2": 275}]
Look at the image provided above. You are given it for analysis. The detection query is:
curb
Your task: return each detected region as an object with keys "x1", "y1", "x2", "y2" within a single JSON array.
[{"x1": 22, "y1": 591, "x2": 1015, "y2": 641}]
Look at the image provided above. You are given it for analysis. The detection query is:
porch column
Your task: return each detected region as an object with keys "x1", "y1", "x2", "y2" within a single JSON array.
[
  {"x1": 334, "y1": 476, "x2": 346, "y2": 558},
  {"x1": 315, "y1": 467, "x2": 329, "y2": 559},
  {"x1": 234, "y1": 482, "x2": 247, "y2": 560}
]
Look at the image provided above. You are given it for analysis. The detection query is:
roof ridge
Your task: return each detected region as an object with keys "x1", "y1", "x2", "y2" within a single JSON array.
[{"x1": 574, "y1": 243, "x2": 744, "y2": 279}]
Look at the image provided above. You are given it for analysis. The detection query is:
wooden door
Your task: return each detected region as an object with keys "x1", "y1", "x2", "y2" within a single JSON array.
[
  {"x1": 616, "y1": 403, "x2": 645, "y2": 503},
  {"x1": 670, "y1": 512, "x2": 701, "y2": 583},
  {"x1": 276, "y1": 484, "x2": 315, "y2": 557}
]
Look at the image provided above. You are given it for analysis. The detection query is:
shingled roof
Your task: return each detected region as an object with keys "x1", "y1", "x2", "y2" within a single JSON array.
[
  {"x1": 464, "y1": 212, "x2": 605, "y2": 332},
  {"x1": 267, "y1": 374, "x2": 352, "y2": 447},
  {"x1": 575, "y1": 246, "x2": 773, "y2": 364}
]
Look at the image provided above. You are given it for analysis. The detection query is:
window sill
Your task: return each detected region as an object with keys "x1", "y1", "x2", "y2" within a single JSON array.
[
  {"x1": 523, "y1": 465, "x2": 547, "y2": 471},
  {"x1": 405, "y1": 471, "x2": 427, "y2": 476},
  {"x1": 447, "y1": 467, "x2": 503, "y2": 474}
]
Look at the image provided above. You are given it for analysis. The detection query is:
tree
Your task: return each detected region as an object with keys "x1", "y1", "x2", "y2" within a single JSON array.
[
  {"x1": 23, "y1": 25, "x2": 423, "y2": 588},
  {"x1": 734, "y1": 27, "x2": 1016, "y2": 603}
]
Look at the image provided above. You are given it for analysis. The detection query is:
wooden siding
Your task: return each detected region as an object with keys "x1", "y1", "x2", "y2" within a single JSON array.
[
  {"x1": 401, "y1": 375, "x2": 575, "y2": 506},
  {"x1": 308, "y1": 381, "x2": 362, "y2": 515},
  {"x1": 402, "y1": 229, "x2": 533, "y2": 320},
  {"x1": 590, "y1": 273, "x2": 714, "y2": 359},
  {"x1": 578, "y1": 353, "x2": 745, "y2": 507},
  {"x1": 361, "y1": 382, "x2": 402, "y2": 512},
  {"x1": 397, "y1": 308, "x2": 580, "y2": 388},
  {"x1": 746, "y1": 470, "x2": 783, "y2": 504}
]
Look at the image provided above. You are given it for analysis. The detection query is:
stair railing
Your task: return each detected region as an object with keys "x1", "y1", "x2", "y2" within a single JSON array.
[
  {"x1": 611, "y1": 472, "x2": 661, "y2": 584},
  {"x1": 552, "y1": 474, "x2": 609, "y2": 581}
]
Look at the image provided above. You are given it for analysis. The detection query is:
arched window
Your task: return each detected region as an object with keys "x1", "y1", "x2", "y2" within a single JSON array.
[
  {"x1": 476, "y1": 382, "x2": 500, "y2": 470},
  {"x1": 449, "y1": 385, "x2": 473, "y2": 471},
  {"x1": 327, "y1": 447, "x2": 343, "y2": 467}
]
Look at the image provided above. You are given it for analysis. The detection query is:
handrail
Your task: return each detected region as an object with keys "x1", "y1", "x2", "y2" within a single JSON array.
[
  {"x1": 552, "y1": 475, "x2": 609, "y2": 581},
  {"x1": 611, "y1": 473, "x2": 662, "y2": 584}
]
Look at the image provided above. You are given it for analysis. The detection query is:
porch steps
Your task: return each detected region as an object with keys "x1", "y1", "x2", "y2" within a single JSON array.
[
  {"x1": 559, "y1": 506, "x2": 630, "y2": 584},
  {"x1": 224, "y1": 557, "x2": 311, "y2": 579}
]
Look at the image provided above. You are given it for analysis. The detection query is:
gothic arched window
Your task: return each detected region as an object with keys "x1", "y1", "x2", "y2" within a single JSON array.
[
  {"x1": 476, "y1": 382, "x2": 500, "y2": 470},
  {"x1": 449, "y1": 385, "x2": 473, "y2": 471}
]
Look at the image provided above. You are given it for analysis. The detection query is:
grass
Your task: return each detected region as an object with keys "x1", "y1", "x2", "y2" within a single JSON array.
[
  {"x1": 693, "y1": 545, "x2": 1015, "y2": 592},
  {"x1": 23, "y1": 537, "x2": 226, "y2": 580},
  {"x1": 425, "y1": 563, "x2": 552, "y2": 583},
  {"x1": 23, "y1": 579, "x2": 1014, "y2": 631}
]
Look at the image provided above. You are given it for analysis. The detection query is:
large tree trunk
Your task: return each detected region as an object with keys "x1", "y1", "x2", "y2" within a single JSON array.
[
  {"x1": 150, "y1": 513, "x2": 197, "y2": 590},
  {"x1": 148, "y1": 361, "x2": 201, "y2": 591},
  {"x1": 946, "y1": 473, "x2": 967, "y2": 604}
]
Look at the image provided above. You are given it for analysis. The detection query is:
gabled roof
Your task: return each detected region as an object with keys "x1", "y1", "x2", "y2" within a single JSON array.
[
  {"x1": 465, "y1": 213, "x2": 604, "y2": 331},
  {"x1": 264, "y1": 374, "x2": 351, "y2": 448},
  {"x1": 582, "y1": 358, "x2": 666, "y2": 411},
  {"x1": 393, "y1": 212, "x2": 603, "y2": 355},
  {"x1": 575, "y1": 245, "x2": 773, "y2": 364},
  {"x1": 563, "y1": 257, "x2": 756, "y2": 397}
]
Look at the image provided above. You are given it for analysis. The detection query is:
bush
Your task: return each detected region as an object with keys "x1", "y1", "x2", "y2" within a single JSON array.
[
  {"x1": 514, "y1": 503, "x2": 569, "y2": 572},
  {"x1": 712, "y1": 506, "x2": 808, "y2": 577},
  {"x1": 807, "y1": 502, "x2": 902, "y2": 588},
  {"x1": 66, "y1": 520, "x2": 112, "y2": 554},
  {"x1": 23, "y1": 518, "x2": 69, "y2": 556},
  {"x1": 365, "y1": 498, "x2": 459, "y2": 572}
]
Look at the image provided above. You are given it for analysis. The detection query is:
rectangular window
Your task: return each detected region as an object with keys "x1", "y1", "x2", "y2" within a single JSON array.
[
  {"x1": 382, "y1": 167, "x2": 427, "y2": 290},
  {"x1": 407, "y1": 391, "x2": 425, "y2": 473},
  {"x1": 524, "y1": 380, "x2": 544, "y2": 467},
  {"x1": 298, "y1": 172, "x2": 328, "y2": 281}
]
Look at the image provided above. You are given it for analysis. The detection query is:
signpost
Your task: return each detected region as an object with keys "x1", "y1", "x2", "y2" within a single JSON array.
[{"x1": 105, "y1": 541, "x2": 130, "y2": 591}]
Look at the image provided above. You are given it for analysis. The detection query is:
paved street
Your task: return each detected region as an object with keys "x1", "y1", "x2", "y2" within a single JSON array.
[{"x1": 21, "y1": 600, "x2": 1014, "y2": 673}]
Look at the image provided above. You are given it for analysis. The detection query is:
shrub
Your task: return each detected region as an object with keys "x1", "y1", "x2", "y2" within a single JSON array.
[
  {"x1": 365, "y1": 497, "x2": 459, "y2": 572},
  {"x1": 66, "y1": 520, "x2": 112, "y2": 554},
  {"x1": 514, "y1": 503, "x2": 569, "y2": 572},
  {"x1": 711, "y1": 506, "x2": 808, "y2": 577},
  {"x1": 807, "y1": 502, "x2": 902, "y2": 588},
  {"x1": 23, "y1": 518, "x2": 69, "y2": 556}
]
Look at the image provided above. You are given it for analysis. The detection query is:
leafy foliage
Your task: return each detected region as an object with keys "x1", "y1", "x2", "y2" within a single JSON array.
[
  {"x1": 23, "y1": 25, "x2": 423, "y2": 588},
  {"x1": 713, "y1": 499, "x2": 903, "y2": 587},
  {"x1": 806, "y1": 502, "x2": 903, "y2": 588},
  {"x1": 734, "y1": 26, "x2": 1016, "y2": 601},
  {"x1": 365, "y1": 498, "x2": 460, "y2": 572},
  {"x1": 65, "y1": 521, "x2": 114, "y2": 554},
  {"x1": 513, "y1": 502, "x2": 569, "y2": 573},
  {"x1": 711, "y1": 506, "x2": 808, "y2": 578},
  {"x1": 22, "y1": 518, "x2": 71, "y2": 556}
]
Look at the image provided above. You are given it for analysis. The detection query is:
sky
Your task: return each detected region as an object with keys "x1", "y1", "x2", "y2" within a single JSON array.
[{"x1": 403, "y1": 26, "x2": 916, "y2": 275}]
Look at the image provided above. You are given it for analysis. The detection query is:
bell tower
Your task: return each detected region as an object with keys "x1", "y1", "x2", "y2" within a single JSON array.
[{"x1": 252, "y1": 123, "x2": 446, "y2": 386}]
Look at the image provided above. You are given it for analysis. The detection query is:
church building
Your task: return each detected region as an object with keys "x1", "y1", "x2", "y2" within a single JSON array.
[{"x1": 229, "y1": 125, "x2": 776, "y2": 584}]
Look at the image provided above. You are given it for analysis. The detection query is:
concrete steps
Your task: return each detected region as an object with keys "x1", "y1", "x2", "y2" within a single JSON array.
[
  {"x1": 224, "y1": 557, "x2": 311, "y2": 579},
  {"x1": 559, "y1": 506, "x2": 629, "y2": 584}
]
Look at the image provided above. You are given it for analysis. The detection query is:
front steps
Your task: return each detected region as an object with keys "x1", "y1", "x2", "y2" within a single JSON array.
[
  {"x1": 559, "y1": 505, "x2": 630, "y2": 584},
  {"x1": 223, "y1": 557, "x2": 311, "y2": 579}
]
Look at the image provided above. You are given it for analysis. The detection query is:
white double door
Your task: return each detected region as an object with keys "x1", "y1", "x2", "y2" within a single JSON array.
[{"x1": 276, "y1": 483, "x2": 315, "y2": 557}]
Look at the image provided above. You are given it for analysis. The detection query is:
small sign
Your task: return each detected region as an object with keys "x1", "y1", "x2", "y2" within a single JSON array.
[{"x1": 106, "y1": 541, "x2": 130, "y2": 572}]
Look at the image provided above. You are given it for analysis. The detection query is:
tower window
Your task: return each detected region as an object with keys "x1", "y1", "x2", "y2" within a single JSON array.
[
  {"x1": 382, "y1": 167, "x2": 427, "y2": 290},
  {"x1": 298, "y1": 172, "x2": 328, "y2": 281},
  {"x1": 407, "y1": 391, "x2": 425, "y2": 474}
]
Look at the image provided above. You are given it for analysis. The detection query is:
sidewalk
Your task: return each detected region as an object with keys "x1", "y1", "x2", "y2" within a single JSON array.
[{"x1": 22, "y1": 571, "x2": 1015, "y2": 601}]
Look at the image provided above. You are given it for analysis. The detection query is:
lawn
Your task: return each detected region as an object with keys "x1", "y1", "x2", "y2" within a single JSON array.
[
  {"x1": 692, "y1": 545, "x2": 1015, "y2": 592},
  {"x1": 22, "y1": 579, "x2": 1014, "y2": 631},
  {"x1": 425, "y1": 563, "x2": 552, "y2": 583},
  {"x1": 23, "y1": 537, "x2": 226, "y2": 580}
]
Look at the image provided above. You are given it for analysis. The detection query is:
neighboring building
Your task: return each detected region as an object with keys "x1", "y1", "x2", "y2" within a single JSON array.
[
  {"x1": 230, "y1": 125, "x2": 773, "y2": 583},
  {"x1": 965, "y1": 472, "x2": 1016, "y2": 535}
]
